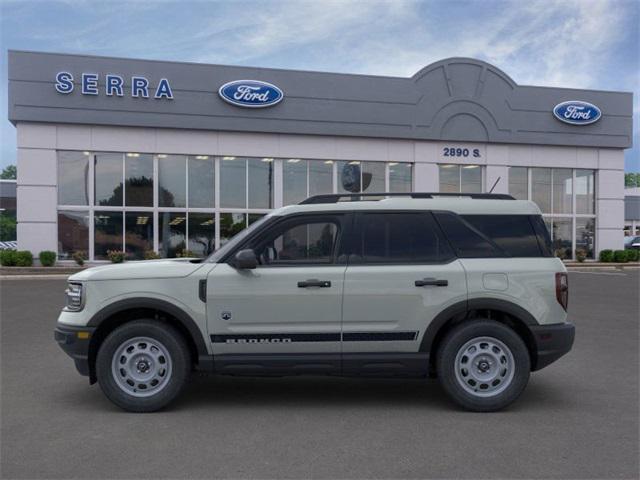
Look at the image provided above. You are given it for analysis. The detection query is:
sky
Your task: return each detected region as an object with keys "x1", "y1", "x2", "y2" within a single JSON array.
[{"x1": 1, "y1": 0, "x2": 638, "y2": 171}]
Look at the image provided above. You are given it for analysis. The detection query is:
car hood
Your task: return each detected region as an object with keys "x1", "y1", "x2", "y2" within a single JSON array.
[{"x1": 68, "y1": 258, "x2": 207, "y2": 281}]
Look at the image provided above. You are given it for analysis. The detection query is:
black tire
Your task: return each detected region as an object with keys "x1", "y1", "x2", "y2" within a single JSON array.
[
  {"x1": 96, "y1": 320, "x2": 191, "y2": 412},
  {"x1": 436, "y1": 320, "x2": 530, "y2": 412}
]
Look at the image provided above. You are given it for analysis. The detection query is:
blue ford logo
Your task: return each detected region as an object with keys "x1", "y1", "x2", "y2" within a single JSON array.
[
  {"x1": 218, "y1": 80, "x2": 283, "y2": 108},
  {"x1": 553, "y1": 101, "x2": 601, "y2": 125}
]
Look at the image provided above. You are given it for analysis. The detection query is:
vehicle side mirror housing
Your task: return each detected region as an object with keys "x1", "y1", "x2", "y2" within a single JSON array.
[{"x1": 232, "y1": 249, "x2": 258, "y2": 269}]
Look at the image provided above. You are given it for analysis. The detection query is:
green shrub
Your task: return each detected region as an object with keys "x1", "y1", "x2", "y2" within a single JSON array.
[
  {"x1": 625, "y1": 249, "x2": 639, "y2": 262},
  {"x1": 15, "y1": 250, "x2": 33, "y2": 267},
  {"x1": 0, "y1": 249, "x2": 17, "y2": 266},
  {"x1": 39, "y1": 250, "x2": 57, "y2": 267},
  {"x1": 613, "y1": 250, "x2": 628, "y2": 263},
  {"x1": 176, "y1": 249, "x2": 196, "y2": 258},
  {"x1": 599, "y1": 249, "x2": 613, "y2": 262},
  {"x1": 144, "y1": 250, "x2": 161, "y2": 260},
  {"x1": 107, "y1": 250, "x2": 127, "y2": 263},
  {"x1": 72, "y1": 251, "x2": 87, "y2": 266}
]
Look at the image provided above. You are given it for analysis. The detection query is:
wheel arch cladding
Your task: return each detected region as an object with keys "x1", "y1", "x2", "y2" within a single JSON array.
[
  {"x1": 86, "y1": 298, "x2": 207, "y2": 383},
  {"x1": 421, "y1": 299, "x2": 539, "y2": 373}
]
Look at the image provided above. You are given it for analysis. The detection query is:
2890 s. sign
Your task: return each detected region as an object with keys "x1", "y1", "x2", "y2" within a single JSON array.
[
  {"x1": 218, "y1": 80, "x2": 284, "y2": 108},
  {"x1": 553, "y1": 100, "x2": 601, "y2": 125}
]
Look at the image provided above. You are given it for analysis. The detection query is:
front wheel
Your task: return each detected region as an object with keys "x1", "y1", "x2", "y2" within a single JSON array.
[
  {"x1": 437, "y1": 320, "x2": 530, "y2": 412},
  {"x1": 96, "y1": 320, "x2": 191, "y2": 412}
]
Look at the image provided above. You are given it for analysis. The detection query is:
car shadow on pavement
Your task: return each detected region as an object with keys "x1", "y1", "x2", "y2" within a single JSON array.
[{"x1": 54, "y1": 373, "x2": 571, "y2": 414}]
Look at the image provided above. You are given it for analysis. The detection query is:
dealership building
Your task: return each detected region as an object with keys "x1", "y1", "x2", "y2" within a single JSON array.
[{"x1": 7, "y1": 50, "x2": 633, "y2": 261}]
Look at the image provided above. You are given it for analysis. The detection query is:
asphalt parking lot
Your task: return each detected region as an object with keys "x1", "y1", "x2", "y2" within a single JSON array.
[{"x1": 1, "y1": 271, "x2": 638, "y2": 479}]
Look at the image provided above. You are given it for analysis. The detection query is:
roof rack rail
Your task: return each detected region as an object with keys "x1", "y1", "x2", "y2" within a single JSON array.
[{"x1": 299, "y1": 192, "x2": 515, "y2": 204}]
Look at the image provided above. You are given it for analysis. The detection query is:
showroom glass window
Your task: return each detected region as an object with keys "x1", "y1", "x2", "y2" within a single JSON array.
[
  {"x1": 94, "y1": 152, "x2": 123, "y2": 206},
  {"x1": 188, "y1": 156, "x2": 215, "y2": 208},
  {"x1": 337, "y1": 161, "x2": 385, "y2": 194},
  {"x1": 57, "y1": 210, "x2": 89, "y2": 259},
  {"x1": 158, "y1": 212, "x2": 186, "y2": 258},
  {"x1": 508, "y1": 167, "x2": 528, "y2": 200},
  {"x1": 575, "y1": 170, "x2": 595, "y2": 214},
  {"x1": 58, "y1": 151, "x2": 89, "y2": 205},
  {"x1": 158, "y1": 154, "x2": 186, "y2": 207},
  {"x1": 94, "y1": 211, "x2": 123, "y2": 260},
  {"x1": 188, "y1": 213, "x2": 215, "y2": 257},
  {"x1": 388, "y1": 163, "x2": 412, "y2": 192},
  {"x1": 439, "y1": 164, "x2": 483, "y2": 193},
  {"x1": 508, "y1": 167, "x2": 597, "y2": 260},
  {"x1": 283, "y1": 159, "x2": 334, "y2": 205},
  {"x1": 125, "y1": 212, "x2": 153, "y2": 259},
  {"x1": 124, "y1": 153, "x2": 153, "y2": 207}
]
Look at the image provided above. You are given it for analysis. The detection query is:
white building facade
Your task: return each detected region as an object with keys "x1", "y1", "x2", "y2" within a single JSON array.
[{"x1": 8, "y1": 51, "x2": 633, "y2": 261}]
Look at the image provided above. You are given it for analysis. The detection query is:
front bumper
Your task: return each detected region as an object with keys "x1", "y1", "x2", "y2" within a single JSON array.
[
  {"x1": 54, "y1": 324, "x2": 96, "y2": 377},
  {"x1": 530, "y1": 322, "x2": 575, "y2": 371}
]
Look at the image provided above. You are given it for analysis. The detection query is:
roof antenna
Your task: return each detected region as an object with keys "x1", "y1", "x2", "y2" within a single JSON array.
[{"x1": 489, "y1": 176, "x2": 501, "y2": 194}]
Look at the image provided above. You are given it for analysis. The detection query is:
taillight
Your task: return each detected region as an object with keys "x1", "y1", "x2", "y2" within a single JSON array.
[{"x1": 555, "y1": 272, "x2": 568, "y2": 311}]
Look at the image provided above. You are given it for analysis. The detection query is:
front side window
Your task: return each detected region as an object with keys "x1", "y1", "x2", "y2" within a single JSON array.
[
  {"x1": 252, "y1": 218, "x2": 340, "y2": 265},
  {"x1": 353, "y1": 213, "x2": 453, "y2": 263}
]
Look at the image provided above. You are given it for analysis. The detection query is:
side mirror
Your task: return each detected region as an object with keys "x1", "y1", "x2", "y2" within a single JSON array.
[{"x1": 232, "y1": 249, "x2": 258, "y2": 269}]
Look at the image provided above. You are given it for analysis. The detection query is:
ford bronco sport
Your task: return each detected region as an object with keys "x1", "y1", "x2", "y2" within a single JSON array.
[{"x1": 55, "y1": 192, "x2": 575, "y2": 412}]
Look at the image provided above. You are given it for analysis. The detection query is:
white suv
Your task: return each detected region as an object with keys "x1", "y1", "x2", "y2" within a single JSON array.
[{"x1": 55, "y1": 193, "x2": 574, "y2": 412}]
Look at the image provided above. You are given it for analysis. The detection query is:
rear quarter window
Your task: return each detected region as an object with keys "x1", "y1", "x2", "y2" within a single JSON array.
[{"x1": 461, "y1": 214, "x2": 546, "y2": 257}]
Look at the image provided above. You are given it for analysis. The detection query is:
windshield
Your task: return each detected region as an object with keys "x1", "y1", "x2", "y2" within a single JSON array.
[{"x1": 206, "y1": 214, "x2": 273, "y2": 263}]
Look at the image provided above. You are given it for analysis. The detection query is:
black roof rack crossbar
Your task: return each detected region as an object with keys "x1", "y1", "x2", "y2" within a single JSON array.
[{"x1": 299, "y1": 192, "x2": 515, "y2": 204}]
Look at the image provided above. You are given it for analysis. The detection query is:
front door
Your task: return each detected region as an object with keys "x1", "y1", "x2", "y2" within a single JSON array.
[
  {"x1": 341, "y1": 211, "x2": 467, "y2": 374},
  {"x1": 206, "y1": 213, "x2": 349, "y2": 372}
]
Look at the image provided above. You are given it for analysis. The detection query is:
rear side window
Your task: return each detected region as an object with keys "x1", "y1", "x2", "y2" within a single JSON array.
[
  {"x1": 530, "y1": 215, "x2": 553, "y2": 257},
  {"x1": 434, "y1": 212, "x2": 502, "y2": 258},
  {"x1": 352, "y1": 212, "x2": 454, "y2": 264},
  {"x1": 461, "y1": 215, "x2": 543, "y2": 257}
]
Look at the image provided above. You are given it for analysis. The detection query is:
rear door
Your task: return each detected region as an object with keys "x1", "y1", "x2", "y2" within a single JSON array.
[{"x1": 341, "y1": 211, "x2": 467, "y2": 373}]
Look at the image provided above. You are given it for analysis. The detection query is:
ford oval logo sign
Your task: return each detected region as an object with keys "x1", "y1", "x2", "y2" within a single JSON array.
[
  {"x1": 218, "y1": 80, "x2": 283, "y2": 108},
  {"x1": 553, "y1": 100, "x2": 601, "y2": 125}
]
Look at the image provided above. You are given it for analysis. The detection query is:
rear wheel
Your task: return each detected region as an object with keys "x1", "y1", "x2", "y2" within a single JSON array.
[
  {"x1": 96, "y1": 320, "x2": 190, "y2": 412},
  {"x1": 437, "y1": 320, "x2": 530, "y2": 412}
]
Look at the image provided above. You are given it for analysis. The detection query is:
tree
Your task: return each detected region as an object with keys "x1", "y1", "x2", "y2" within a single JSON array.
[
  {"x1": 625, "y1": 172, "x2": 640, "y2": 188},
  {"x1": 1, "y1": 165, "x2": 16, "y2": 180}
]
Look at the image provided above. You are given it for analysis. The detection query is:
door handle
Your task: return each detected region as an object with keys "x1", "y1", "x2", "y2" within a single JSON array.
[
  {"x1": 415, "y1": 278, "x2": 448, "y2": 287},
  {"x1": 297, "y1": 279, "x2": 331, "y2": 288}
]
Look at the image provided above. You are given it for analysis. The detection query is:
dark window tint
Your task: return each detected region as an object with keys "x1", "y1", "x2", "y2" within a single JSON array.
[
  {"x1": 462, "y1": 215, "x2": 542, "y2": 257},
  {"x1": 434, "y1": 212, "x2": 500, "y2": 258},
  {"x1": 253, "y1": 218, "x2": 339, "y2": 265},
  {"x1": 530, "y1": 215, "x2": 553, "y2": 257},
  {"x1": 354, "y1": 213, "x2": 453, "y2": 263}
]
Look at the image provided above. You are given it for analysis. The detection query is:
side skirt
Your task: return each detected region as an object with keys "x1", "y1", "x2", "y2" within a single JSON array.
[{"x1": 211, "y1": 352, "x2": 429, "y2": 377}]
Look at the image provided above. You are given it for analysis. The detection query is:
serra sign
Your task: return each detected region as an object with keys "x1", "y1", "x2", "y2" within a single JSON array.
[{"x1": 55, "y1": 72, "x2": 174, "y2": 99}]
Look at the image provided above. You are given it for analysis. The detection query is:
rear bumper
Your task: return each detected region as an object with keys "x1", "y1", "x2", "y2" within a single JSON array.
[
  {"x1": 54, "y1": 324, "x2": 95, "y2": 377},
  {"x1": 530, "y1": 322, "x2": 575, "y2": 371}
]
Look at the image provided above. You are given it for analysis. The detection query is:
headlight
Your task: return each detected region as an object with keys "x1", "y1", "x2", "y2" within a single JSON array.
[{"x1": 64, "y1": 283, "x2": 84, "y2": 311}]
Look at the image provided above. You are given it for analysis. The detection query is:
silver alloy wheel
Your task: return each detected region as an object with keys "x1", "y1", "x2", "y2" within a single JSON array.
[
  {"x1": 111, "y1": 336, "x2": 173, "y2": 398},
  {"x1": 454, "y1": 336, "x2": 515, "y2": 397}
]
